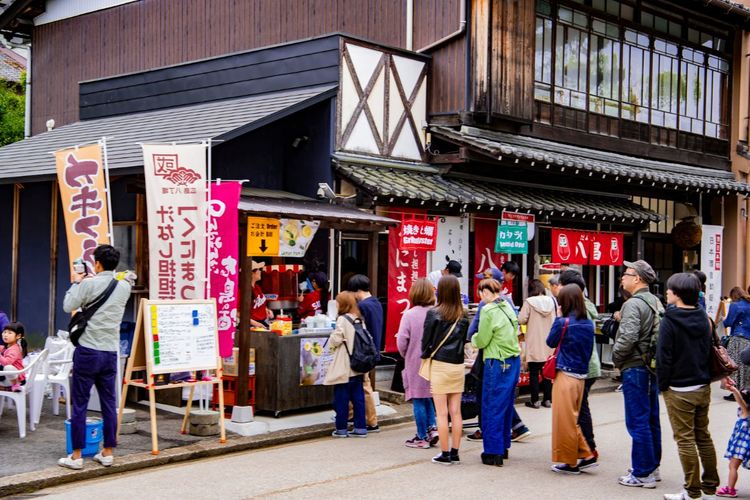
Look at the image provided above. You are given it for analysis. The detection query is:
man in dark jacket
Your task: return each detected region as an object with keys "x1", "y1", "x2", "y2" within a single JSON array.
[{"x1": 658, "y1": 272, "x2": 719, "y2": 500}]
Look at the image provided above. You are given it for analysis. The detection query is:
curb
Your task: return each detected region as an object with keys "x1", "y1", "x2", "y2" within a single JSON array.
[{"x1": 0, "y1": 409, "x2": 414, "y2": 498}]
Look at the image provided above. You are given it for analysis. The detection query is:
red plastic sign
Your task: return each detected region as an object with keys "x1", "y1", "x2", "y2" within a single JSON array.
[
  {"x1": 589, "y1": 233, "x2": 624, "y2": 266},
  {"x1": 399, "y1": 218, "x2": 438, "y2": 251},
  {"x1": 551, "y1": 229, "x2": 590, "y2": 265}
]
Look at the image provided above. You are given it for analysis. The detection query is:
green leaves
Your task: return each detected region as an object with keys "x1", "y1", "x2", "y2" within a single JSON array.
[{"x1": 0, "y1": 78, "x2": 24, "y2": 147}]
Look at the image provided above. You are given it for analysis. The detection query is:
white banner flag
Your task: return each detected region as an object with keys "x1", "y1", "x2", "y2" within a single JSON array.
[
  {"x1": 700, "y1": 224, "x2": 723, "y2": 318},
  {"x1": 430, "y1": 215, "x2": 469, "y2": 295},
  {"x1": 143, "y1": 143, "x2": 208, "y2": 300}
]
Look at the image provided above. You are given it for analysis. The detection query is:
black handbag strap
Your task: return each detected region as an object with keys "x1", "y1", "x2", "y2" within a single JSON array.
[{"x1": 83, "y1": 279, "x2": 118, "y2": 320}]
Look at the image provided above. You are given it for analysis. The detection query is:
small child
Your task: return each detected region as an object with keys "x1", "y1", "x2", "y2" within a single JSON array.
[
  {"x1": 0, "y1": 322, "x2": 27, "y2": 392},
  {"x1": 717, "y1": 383, "x2": 750, "y2": 498}
]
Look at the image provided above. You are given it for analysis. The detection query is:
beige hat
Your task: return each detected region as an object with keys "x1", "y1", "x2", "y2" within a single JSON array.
[
  {"x1": 251, "y1": 260, "x2": 266, "y2": 271},
  {"x1": 623, "y1": 260, "x2": 657, "y2": 284}
]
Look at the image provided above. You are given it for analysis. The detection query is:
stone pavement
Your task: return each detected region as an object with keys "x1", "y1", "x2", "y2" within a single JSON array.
[{"x1": 23, "y1": 382, "x2": 743, "y2": 500}]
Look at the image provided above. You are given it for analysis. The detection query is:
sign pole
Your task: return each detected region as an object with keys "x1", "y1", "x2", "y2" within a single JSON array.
[
  {"x1": 100, "y1": 137, "x2": 114, "y2": 246},
  {"x1": 236, "y1": 219, "x2": 251, "y2": 408}
]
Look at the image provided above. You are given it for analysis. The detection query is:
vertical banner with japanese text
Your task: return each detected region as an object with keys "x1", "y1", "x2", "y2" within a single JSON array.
[
  {"x1": 700, "y1": 225, "x2": 723, "y2": 318},
  {"x1": 209, "y1": 182, "x2": 241, "y2": 357},
  {"x1": 432, "y1": 215, "x2": 469, "y2": 298},
  {"x1": 385, "y1": 222, "x2": 426, "y2": 353},
  {"x1": 55, "y1": 144, "x2": 111, "y2": 279},
  {"x1": 473, "y1": 218, "x2": 509, "y2": 301},
  {"x1": 143, "y1": 144, "x2": 208, "y2": 301}
]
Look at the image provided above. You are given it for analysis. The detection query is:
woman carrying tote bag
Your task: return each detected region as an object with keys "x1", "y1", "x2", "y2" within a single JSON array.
[
  {"x1": 546, "y1": 284, "x2": 597, "y2": 475},
  {"x1": 421, "y1": 275, "x2": 469, "y2": 465}
]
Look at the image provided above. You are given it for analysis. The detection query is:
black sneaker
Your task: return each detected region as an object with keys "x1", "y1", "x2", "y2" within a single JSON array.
[
  {"x1": 525, "y1": 401, "x2": 541, "y2": 409},
  {"x1": 481, "y1": 453, "x2": 503, "y2": 467},
  {"x1": 511, "y1": 426, "x2": 531, "y2": 442},
  {"x1": 578, "y1": 456, "x2": 598, "y2": 471},
  {"x1": 551, "y1": 464, "x2": 581, "y2": 475},
  {"x1": 432, "y1": 453, "x2": 452, "y2": 465},
  {"x1": 466, "y1": 430, "x2": 483, "y2": 441},
  {"x1": 366, "y1": 425, "x2": 380, "y2": 433},
  {"x1": 450, "y1": 453, "x2": 460, "y2": 464}
]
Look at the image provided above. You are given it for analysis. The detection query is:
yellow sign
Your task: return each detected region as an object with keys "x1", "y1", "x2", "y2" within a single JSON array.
[{"x1": 247, "y1": 216, "x2": 280, "y2": 256}]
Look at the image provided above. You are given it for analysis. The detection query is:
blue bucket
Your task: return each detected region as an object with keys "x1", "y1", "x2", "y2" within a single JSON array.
[{"x1": 65, "y1": 418, "x2": 103, "y2": 457}]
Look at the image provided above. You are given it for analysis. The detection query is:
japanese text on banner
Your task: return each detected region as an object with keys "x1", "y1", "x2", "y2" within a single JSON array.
[
  {"x1": 386, "y1": 223, "x2": 426, "y2": 352},
  {"x1": 55, "y1": 144, "x2": 111, "y2": 279},
  {"x1": 143, "y1": 144, "x2": 208, "y2": 300},
  {"x1": 209, "y1": 182, "x2": 241, "y2": 357}
]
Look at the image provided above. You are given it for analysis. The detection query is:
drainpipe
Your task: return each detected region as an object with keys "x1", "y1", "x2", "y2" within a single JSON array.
[
  {"x1": 417, "y1": 0, "x2": 467, "y2": 53},
  {"x1": 24, "y1": 43, "x2": 30, "y2": 138},
  {"x1": 406, "y1": 0, "x2": 413, "y2": 50}
]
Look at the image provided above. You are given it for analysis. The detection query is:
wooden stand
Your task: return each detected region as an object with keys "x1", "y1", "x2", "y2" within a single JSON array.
[{"x1": 117, "y1": 298, "x2": 227, "y2": 454}]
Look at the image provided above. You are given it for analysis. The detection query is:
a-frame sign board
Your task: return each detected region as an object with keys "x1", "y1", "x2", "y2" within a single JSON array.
[{"x1": 117, "y1": 298, "x2": 226, "y2": 454}]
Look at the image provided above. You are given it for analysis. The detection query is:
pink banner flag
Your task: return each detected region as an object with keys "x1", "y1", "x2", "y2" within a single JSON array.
[{"x1": 209, "y1": 182, "x2": 242, "y2": 357}]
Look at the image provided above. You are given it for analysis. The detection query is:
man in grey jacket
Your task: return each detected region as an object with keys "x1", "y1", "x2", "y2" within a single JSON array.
[
  {"x1": 612, "y1": 260, "x2": 664, "y2": 489},
  {"x1": 58, "y1": 245, "x2": 131, "y2": 470}
]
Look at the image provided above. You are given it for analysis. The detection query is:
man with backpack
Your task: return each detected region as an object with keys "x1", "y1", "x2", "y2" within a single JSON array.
[
  {"x1": 612, "y1": 260, "x2": 664, "y2": 489},
  {"x1": 347, "y1": 274, "x2": 383, "y2": 432}
]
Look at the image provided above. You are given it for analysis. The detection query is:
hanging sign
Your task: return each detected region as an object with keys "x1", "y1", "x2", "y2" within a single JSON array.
[
  {"x1": 495, "y1": 221, "x2": 528, "y2": 254},
  {"x1": 209, "y1": 181, "x2": 242, "y2": 358},
  {"x1": 143, "y1": 143, "x2": 208, "y2": 300},
  {"x1": 589, "y1": 233, "x2": 624, "y2": 266},
  {"x1": 551, "y1": 228, "x2": 590, "y2": 265},
  {"x1": 246, "y1": 217, "x2": 319, "y2": 257},
  {"x1": 55, "y1": 143, "x2": 111, "y2": 279},
  {"x1": 386, "y1": 221, "x2": 427, "y2": 352},
  {"x1": 279, "y1": 219, "x2": 320, "y2": 257},
  {"x1": 701, "y1": 225, "x2": 723, "y2": 318},
  {"x1": 399, "y1": 218, "x2": 438, "y2": 251},
  {"x1": 432, "y1": 215, "x2": 469, "y2": 298}
]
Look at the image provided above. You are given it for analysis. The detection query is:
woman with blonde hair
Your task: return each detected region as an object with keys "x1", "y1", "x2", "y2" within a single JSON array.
[
  {"x1": 422, "y1": 275, "x2": 469, "y2": 464},
  {"x1": 397, "y1": 278, "x2": 438, "y2": 449},
  {"x1": 324, "y1": 291, "x2": 367, "y2": 438}
]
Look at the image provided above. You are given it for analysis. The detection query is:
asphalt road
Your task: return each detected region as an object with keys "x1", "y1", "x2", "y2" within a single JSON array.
[{"x1": 32, "y1": 383, "x2": 743, "y2": 500}]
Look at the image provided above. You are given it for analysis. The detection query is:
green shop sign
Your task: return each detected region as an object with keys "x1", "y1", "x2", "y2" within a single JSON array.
[{"x1": 495, "y1": 221, "x2": 528, "y2": 254}]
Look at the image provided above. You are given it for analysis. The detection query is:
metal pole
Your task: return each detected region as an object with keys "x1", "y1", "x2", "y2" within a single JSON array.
[
  {"x1": 48, "y1": 183, "x2": 59, "y2": 336},
  {"x1": 101, "y1": 138, "x2": 115, "y2": 246},
  {"x1": 205, "y1": 139, "x2": 212, "y2": 301},
  {"x1": 236, "y1": 218, "x2": 251, "y2": 408}
]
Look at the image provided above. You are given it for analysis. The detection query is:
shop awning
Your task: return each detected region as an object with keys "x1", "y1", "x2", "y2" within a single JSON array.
[
  {"x1": 238, "y1": 191, "x2": 398, "y2": 231},
  {"x1": 335, "y1": 161, "x2": 660, "y2": 224},
  {"x1": 0, "y1": 85, "x2": 337, "y2": 182},
  {"x1": 430, "y1": 125, "x2": 750, "y2": 196}
]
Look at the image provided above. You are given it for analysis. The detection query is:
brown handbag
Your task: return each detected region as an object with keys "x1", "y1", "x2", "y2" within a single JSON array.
[{"x1": 709, "y1": 318, "x2": 738, "y2": 382}]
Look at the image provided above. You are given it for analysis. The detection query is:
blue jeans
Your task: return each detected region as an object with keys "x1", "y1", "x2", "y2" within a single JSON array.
[
  {"x1": 482, "y1": 356, "x2": 520, "y2": 455},
  {"x1": 412, "y1": 398, "x2": 435, "y2": 440},
  {"x1": 334, "y1": 375, "x2": 366, "y2": 433},
  {"x1": 622, "y1": 366, "x2": 661, "y2": 477},
  {"x1": 71, "y1": 345, "x2": 118, "y2": 450}
]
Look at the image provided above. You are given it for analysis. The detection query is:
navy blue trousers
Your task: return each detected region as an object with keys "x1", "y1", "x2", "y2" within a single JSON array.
[
  {"x1": 482, "y1": 356, "x2": 520, "y2": 455},
  {"x1": 71, "y1": 345, "x2": 118, "y2": 450},
  {"x1": 333, "y1": 375, "x2": 366, "y2": 433}
]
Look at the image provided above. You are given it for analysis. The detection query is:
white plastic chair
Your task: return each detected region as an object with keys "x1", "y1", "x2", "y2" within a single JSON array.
[
  {"x1": 32, "y1": 342, "x2": 74, "y2": 424},
  {"x1": 0, "y1": 349, "x2": 48, "y2": 438}
]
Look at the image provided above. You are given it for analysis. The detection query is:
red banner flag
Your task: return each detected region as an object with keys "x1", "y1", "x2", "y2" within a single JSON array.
[
  {"x1": 589, "y1": 233, "x2": 624, "y2": 266},
  {"x1": 551, "y1": 229, "x2": 590, "y2": 265},
  {"x1": 385, "y1": 222, "x2": 427, "y2": 352}
]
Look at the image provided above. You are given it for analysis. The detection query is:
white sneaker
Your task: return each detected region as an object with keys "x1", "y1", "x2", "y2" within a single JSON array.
[
  {"x1": 618, "y1": 472, "x2": 657, "y2": 488},
  {"x1": 93, "y1": 452, "x2": 114, "y2": 467},
  {"x1": 628, "y1": 466, "x2": 662, "y2": 481},
  {"x1": 57, "y1": 455, "x2": 83, "y2": 470},
  {"x1": 663, "y1": 491, "x2": 689, "y2": 500}
]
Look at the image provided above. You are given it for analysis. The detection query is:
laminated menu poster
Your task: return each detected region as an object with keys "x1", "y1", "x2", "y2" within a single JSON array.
[
  {"x1": 143, "y1": 300, "x2": 220, "y2": 375},
  {"x1": 299, "y1": 337, "x2": 333, "y2": 386}
]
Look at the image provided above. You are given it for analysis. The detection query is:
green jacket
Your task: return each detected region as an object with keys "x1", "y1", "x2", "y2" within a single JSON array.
[
  {"x1": 584, "y1": 298, "x2": 601, "y2": 379},
  {"x1": 612, "y1": 288, "x2": 664, "y2": 371},
  {"x1": 472, "y1": 299, "x2": 520, "y2": 361}
]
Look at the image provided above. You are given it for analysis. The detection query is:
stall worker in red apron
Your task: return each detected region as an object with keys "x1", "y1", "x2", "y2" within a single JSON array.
[
  {"x1": 298, "y1": 272, "x2": 329, "y2": 319},
  {"x1": 251, "y1": 260, "x2": 273, "y2": 329}
]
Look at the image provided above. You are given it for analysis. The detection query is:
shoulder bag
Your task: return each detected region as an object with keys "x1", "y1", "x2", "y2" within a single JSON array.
[
  {"x1": 542, "y1": 318, "x2": 569, "y2": 381},
  {"x1": 418, "y1": 318, "x2": 460, "y2": 381},
  {"x1": 68, "y1": 279, "x2": 119, "y2": 347},
  {"x1": 709, "y1": 317, "x2": 738, "y2": 382}
]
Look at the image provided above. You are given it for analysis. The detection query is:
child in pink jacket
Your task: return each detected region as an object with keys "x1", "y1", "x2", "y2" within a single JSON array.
[{"x1": 0, "y1": 322, "x2": 26, "y2": 392}]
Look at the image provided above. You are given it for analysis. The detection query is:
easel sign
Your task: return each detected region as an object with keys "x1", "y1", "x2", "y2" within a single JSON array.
[{"x1": 118, "y1": 298, "x2": 226, "y2": 454}]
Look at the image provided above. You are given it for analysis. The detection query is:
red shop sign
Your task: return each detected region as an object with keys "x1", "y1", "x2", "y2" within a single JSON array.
[
  {"x1": 589, "y1": 233, "x2": 624, "y2": 266},
  {"x1": 399, "y1": 218, "x2": 438, "y2": 251},
  {"x1": 551, "y1": 229, "x2": 590, "y2": 265}
]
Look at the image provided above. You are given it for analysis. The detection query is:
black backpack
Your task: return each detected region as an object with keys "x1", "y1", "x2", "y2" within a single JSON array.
[{"x1": 343, "y1": 315, "x2": 379, "y2": 373}]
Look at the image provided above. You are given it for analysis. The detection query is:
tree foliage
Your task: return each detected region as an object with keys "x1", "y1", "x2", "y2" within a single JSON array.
[{"x1": 0, "y1": 74, "x2": 24, "y2": 147}]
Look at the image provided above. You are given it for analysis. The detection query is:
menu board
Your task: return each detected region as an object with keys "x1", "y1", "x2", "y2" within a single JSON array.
[{"x1": 143, "y1": 300, "x2": 219, "y2": 375}]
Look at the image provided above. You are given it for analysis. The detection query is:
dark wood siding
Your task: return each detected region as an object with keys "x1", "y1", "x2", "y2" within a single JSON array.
[
  {"x1": 471, "y1": 0, "x2": 534, "y2": 122},
  {"x1": 79, "y1": 36, "x2": 340, "y2": 120},
  {"x1": 31, "y1": 0, "x2": 410, "y2": 134}
]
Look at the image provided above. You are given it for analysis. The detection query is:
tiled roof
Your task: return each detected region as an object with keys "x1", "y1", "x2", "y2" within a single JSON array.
[
  {"x1": 0, "y1": 85, "x2": 336, "y2": 182},
  {"x1": 335, "y1": 162, "x2": 660, "y2": 224},
  {"x1": 431, "y1": 126, "x2": 750, "y2": 196}
]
